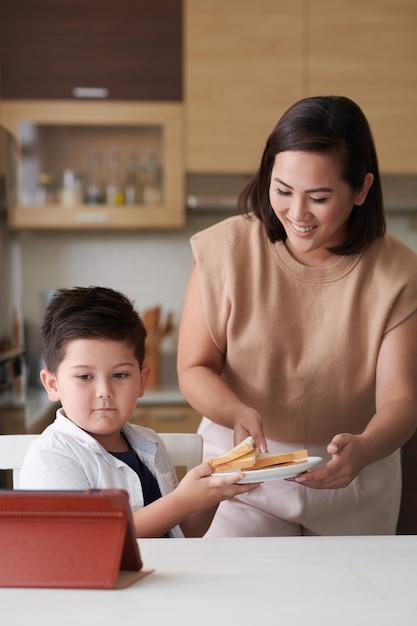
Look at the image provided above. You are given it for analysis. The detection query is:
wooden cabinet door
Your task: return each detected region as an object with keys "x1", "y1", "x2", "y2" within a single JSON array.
[
  {"x1": 0, "y1": 0, "x2": 182, "y2": 101},
  {"x1": 185, "y1": 0, "x2": 305, "y2": 173},
  {"x1": 308, "y1": 0, "x2": 417, "y2": 174},
  {"x1": 131, "y1": 405, "x2": 201, "y2": 434}
]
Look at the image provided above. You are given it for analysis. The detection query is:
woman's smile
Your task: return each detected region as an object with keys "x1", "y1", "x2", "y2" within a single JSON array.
[
  {"x1": 289, "y1": 221, "x2": 318, "y2": 235},
  {"x1": 269, "y1": 151, "x2": 368, "y2": 266}
]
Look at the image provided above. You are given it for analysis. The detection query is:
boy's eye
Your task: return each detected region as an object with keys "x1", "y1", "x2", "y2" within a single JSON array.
[
  {"x1": 77, "y1": 374, "x2": 91, "y2": 380},
  {"x1": 114, "y1": 372, "x2": 128, "y2": 379}
]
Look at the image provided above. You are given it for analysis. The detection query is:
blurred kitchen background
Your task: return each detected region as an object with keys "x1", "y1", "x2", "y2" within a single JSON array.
[{"x1": 1, "y1": 0, "x2": 417, "y2": 444}]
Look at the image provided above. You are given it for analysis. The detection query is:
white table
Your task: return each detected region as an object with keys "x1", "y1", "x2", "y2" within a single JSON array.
[{"x1": 1, "y1": 536, "x2": 416, "y2": 625}]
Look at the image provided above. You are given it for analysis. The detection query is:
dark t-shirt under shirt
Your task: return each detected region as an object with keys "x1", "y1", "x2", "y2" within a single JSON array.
[{"x1": 110, "y1": 446, "x2": 170, "y2": 538}]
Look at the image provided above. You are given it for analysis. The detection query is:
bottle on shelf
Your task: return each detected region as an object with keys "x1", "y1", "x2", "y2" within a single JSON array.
[
  {"x1": 58, "y1": 169, "x2": 83, "y2": 208},
  {"x1": 124, "y1": 152, "x2": 144, "y2": 205},
  {"x1": 84, "y1": 150, "x2": 104, "y2": 204},
  {"x1": 143, "y1": 153, "x2": 163, "y2": 205},
  {"x1": 35, "y1": 172, "x2": 56, "y2": 206},
  {"x1": 105, "y1": 150, "x2": 124, "y2": 206}
]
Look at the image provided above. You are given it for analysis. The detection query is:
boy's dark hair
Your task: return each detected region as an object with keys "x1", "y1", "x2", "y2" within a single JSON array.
[
  {"x1": 41, "y1": 286, "x2": 147, "y2": 372},
  {"x1": 239, "y1": 95, "x2": 386, "y2": 255}
]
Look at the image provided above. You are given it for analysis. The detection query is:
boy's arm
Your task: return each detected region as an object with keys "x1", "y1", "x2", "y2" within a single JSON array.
[
  {"x1": 132, "y1": 462, "x2": 258, "y2": 537},
  {"x1": 179, "y1": 507, "x2": 219, "y2": 537},
  {"x1": 131, "y1": 488, "x2": 197, "y2": 537}
]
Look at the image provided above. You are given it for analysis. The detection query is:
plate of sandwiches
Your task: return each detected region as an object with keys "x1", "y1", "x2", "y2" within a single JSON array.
[{"x1": 207, "y1": 436, "x2": 322, "y2": 484}]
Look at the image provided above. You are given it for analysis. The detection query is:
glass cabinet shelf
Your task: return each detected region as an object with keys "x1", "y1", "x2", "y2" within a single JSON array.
[{"x1": 0, "y1": 100, "x2": 184, "y2": 229}]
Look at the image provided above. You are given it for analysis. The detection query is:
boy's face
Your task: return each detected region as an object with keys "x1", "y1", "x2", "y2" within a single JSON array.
[{"x1": 40, "y1": 338, "x2": 150, "y2": 448}]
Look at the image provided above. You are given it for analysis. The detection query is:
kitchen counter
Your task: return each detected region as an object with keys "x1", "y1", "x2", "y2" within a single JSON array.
[{"x1": 140, "y1": 387, "x2": 186, "y2": 405}]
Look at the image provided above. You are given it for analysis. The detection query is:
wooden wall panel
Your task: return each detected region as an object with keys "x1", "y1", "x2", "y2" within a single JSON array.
[
  {"x1": 308, "y1": 0, "x2": 417, "y2": 173},
  {"x1": 185, "y1": 0, "x2": 305, "y2": 173}
]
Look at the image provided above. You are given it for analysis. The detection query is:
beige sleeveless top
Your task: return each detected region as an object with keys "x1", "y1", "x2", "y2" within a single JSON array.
[{"x1": 191, "y1": 215, "x2": 417, "y2": 443}]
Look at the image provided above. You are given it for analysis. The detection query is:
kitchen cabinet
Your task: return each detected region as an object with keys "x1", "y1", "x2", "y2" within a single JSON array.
[
  {"x1": 184, "y1": 0, "x2": 305, "y2": 173},
  {"x1": 0, "y1": 100, "x2": 185, "y2": 230},
  {"x1": 0, "y1": 0, "x2": 182, "y2": 101},
  {"x1": 185, "y1": 0, "x2": 417, "y2": 174},
  {"x1": 308, "y1": 0, "x2": 417, "y2": 174},
  {"x1": 131, "y1": 404, "x2": 201, "y2": 435}
]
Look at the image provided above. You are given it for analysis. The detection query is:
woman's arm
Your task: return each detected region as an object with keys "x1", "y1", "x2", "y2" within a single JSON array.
[
  {"x1": 177, "y1": 266, "x2": 267, "y2": 451},
  {"x1": 296, "y1": 309, "x2": 417, "y2": 489}
]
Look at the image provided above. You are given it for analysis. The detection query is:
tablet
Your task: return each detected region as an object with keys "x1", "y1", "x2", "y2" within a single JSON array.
[{"x1": 0, "y1": 488, "x2": 153, "y2": 588}]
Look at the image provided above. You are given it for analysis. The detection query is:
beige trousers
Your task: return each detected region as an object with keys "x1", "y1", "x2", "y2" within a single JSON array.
[{"x1": 199, "y1": 417, "x2": 402, "y2": 537}]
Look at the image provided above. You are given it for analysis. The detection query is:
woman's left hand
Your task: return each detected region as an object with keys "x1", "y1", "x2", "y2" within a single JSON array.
[{"x1": 292, "y1": 432, "x2": 367, "y2": 489}]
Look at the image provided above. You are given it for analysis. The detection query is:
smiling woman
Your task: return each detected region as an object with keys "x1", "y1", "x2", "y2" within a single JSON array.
[
  {"x1": 268, "y1": 150, "x2": 374, "y2": 266},
  {"x1": 177, "y1": 95, "x2": 417, "y2": 538}
]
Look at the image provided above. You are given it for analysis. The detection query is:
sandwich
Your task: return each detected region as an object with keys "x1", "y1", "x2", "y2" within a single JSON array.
[
  {"x1": 250, "y1": 448, "x2": 308, "y2": 470},
  {"x1": 206, "y1": 436, "x2": 256, "y2": 469},
  {"x1": 206, "y1": 436, "x2": 308, "y2": 473}
]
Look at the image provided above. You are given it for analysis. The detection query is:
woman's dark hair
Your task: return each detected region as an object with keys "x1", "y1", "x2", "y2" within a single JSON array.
[
  {"x1": 41, "y1": 286, "x2": 147, "y2": 372},
  {"x1": 238, "y1": 95, "x2": 385, "y2": 255}
]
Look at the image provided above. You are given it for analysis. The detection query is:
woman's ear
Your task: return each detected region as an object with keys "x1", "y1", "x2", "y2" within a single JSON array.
[
  {"x1": 354, "y1": 172, "x2": 374, "y2": 206},
  {"x1": 40, "y1": 368, "x2": 60, "y2": 401}
]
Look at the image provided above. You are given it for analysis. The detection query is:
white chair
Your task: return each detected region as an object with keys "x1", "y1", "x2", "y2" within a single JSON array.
[
  {"x1": 0, "y1": 432, "x2": 203, "y2": 489},
  {"x1": 158, "y1": 432, "x2": 203, "y2": 472},
  {"x1": 0, "y1": 434, "x2": 39, "y2": 489}
]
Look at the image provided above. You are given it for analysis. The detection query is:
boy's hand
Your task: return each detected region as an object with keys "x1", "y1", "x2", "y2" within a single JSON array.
[{"x1": 174, "y1": 462, "x2": 260, "y2": 514}]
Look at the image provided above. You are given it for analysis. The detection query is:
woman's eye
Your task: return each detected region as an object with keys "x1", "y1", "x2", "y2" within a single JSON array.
[
  {"x1": 277, "y1": 188, "x2": 291, "y2": 197},
  {"x1": 310, "y1": 197, "x2": 327, "y2": 204},
  {"x1": 77, "y1": 374, "x2": 91, "y2": 381}
]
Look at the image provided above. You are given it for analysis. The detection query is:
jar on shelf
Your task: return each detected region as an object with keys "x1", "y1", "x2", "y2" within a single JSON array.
[
  {"x1": 84, "y1": 150, "x2": 104, "y2": 204},
  {"x1": 143, "y1": 154, "x2": 163, "y2": 205},
  {"x1": 105, "y1": 151, "x2": 124, "y2": 206},
  {"x1": 35, "y1": 172, "x2": 56, "y2": 206},
  {"x1": 124, "y1": 152, "x2": 144, "y2": 205},
  {"x1": 58, "y1": 169, "x2": 83, "y2": 207}
]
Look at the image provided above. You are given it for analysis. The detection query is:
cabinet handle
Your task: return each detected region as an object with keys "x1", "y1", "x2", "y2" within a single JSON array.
[
  {"x1": 75, "y1": 212, "x2": 109, "y2": 223},
  {"x1": 72, "y1": 87, "x2": 109, "y2": 99}
]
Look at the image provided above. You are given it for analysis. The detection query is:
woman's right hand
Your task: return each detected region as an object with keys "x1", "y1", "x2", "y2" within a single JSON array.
[{"x1": 233, "y1": 406, "x2": 268, "y2": 453}]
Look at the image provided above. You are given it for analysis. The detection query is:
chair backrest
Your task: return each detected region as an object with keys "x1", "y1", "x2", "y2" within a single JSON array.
[
  {"x1": 158, "y1": 432, "x2": 203, "y2": 472},
  {"x1": 0, "y1": 432, "x2": 203, "y2": 488},
  {"x1": 0, "y1": 434, "x2": 39, "y2": 489}
]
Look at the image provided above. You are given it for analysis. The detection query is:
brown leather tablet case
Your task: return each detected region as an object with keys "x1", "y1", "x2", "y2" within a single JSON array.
[{"x1": 0, "y1": 489, "x2": 153, "y2": 589}]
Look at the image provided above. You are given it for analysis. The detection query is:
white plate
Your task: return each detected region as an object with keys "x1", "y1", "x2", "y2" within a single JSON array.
[{"x1": 212, "y1": 456, "x2": 323, "y2": 484}]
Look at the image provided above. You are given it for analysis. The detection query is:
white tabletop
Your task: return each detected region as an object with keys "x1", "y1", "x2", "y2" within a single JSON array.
[{"x1": 2, "y1": 535, "x2": 417, "y2": 626}]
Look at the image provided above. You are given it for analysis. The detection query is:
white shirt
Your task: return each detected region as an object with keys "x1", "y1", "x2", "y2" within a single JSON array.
[{"x1": 20, "y1": 409, "x2": 184, "y2": 538}]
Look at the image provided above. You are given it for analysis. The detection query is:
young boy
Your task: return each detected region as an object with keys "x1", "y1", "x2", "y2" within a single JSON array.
[{"x1": 20, "y1": 286, "x2": 258, "y2": 537}]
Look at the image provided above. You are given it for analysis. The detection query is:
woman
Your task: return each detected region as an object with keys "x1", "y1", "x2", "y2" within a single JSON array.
[{"x1": 177, "y1": 95, "x2": 417, "y2": 536}]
